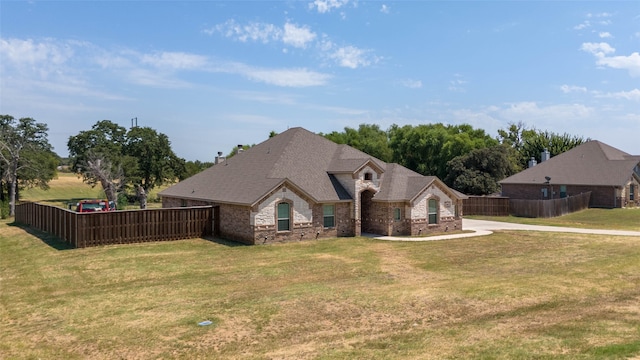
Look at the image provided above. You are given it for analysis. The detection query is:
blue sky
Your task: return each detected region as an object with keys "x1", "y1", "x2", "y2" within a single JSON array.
[{"x1": 1, "y1": 1, "x2": 639, "y2": 161}]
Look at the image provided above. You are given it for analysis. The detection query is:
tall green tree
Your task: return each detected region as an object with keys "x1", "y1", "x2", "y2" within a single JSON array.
[
  {"x1": 182, "y1": 160, "x2": 213, "y2": 179},
  {"x1": 498, "y1": 122, "x2": 587, "y2": 169},
  {"x1": 123, "y1": 126, "x2": 184, "y2": 208},
  {"x1": 389, "y1": 123, "x2": 498, "y2": 180},
  {"x1": 445, "y1": 145, "x2": 517, "y2": 195},
  {"x1": 67, "y1": 120, "x2": 128, "y2": 204},
  {"x1": 521, "y1": 130, "x2": 587, "y2": 165},
  {"x1": 0, "y1": 115, "x2": 57, "y2": 216},
  {"x1": 323, "y1": 124, "x2": 393, "y2": 162},
  {"x1": 68, "y1": 120, "x2": 185, "y2": 209}
]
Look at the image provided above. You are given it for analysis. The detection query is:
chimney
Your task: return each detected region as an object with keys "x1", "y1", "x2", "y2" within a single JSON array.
[
  {"x1": 237, "y1": 144, "x2": 244, "y2": 154},
  {"x1": 528, "y1": 157, "x2": 537, "y2": 168},
  {"x1": 215, "y1": 151, "x2": 225, "y2": 165},
  {"x1": 541, "y1": 148, "x2": 550, "y2": 162}
]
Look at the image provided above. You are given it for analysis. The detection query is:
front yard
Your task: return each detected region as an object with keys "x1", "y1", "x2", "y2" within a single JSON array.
[{"x1": 2, "y1": 217, "x2": 639, "y2": 359}]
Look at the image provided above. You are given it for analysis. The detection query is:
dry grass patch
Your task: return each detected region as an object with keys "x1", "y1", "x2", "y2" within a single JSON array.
[{"x1": 2, "y1": 220, "x2": 640, "y2": 359}]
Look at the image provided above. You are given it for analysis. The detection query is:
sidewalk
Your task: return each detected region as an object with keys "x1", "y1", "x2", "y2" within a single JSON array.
[{"x1": 369, "y1": 218, "x2": 640, "y2": 242}]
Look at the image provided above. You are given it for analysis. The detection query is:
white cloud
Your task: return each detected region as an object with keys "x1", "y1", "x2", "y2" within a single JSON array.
[
  {"x1": 228, "y1": 63, "x2": 331, "y2": 87},
  {"x1": 573, "y1": 21, "x2": 590, "y2": 30},
  {"x1": 501, "y1": 102, "x2": 593, "y2": 122},
  {"x1": 448, "y1": 74, "x2": 468, "y2": 92},
  {"x1": 598, "y1": 32, "x2": 612, "y2": 38},
  {"x1": 560, "y1": 84, "x2": 587, "y2": 94},
  {"x1": 580, "y1": 42, "x2": 615, "y2": 57},
  {"x1": 1, "y1": 38, "x2": 65, "y2": 64},
  {"x1": 282, "y1": 23, "x2": 317, "y2": 48},
  {"x1": 329, "y1": 46, "x2": 375, "y2": 69},
  {"x1": 211, "y1": 20, "x2": 281, "y2": 43},
  {"x1": 581, "y1": 42, "x2": 640, "y2": 77},
  {"x1": 595, "y1": 89, "x2": 640, "y2": 101},
  {"x1": 309, "y1": 0, "x2": 351, "y2": 14},
  {"x1": 380, "y1": 4, "x2": 389, "y2": 14},
  {"x1": 141, "y1": 52, "x2": 208, "y2": 70},
  {"x1": 402, "y1": 79, "x2": 422, "y2": 89},
  {"x1": 209, "y1": 19, "x2": 377, "y2": 69},
  {"x1": 596, "y1": 52, "x2": 640, "y2": 77}
]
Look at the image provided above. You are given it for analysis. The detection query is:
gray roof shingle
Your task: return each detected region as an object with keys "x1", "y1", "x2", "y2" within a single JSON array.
[
  {"x1": 500, "y1": 140, "x2": 640, "y2": 187},
  {"x1": 160, "y1": 127, "x2": 465, "y2": 205}
]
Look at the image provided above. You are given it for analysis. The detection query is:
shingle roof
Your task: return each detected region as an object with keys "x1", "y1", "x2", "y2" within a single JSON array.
[
  {"x1": 160, "y1": 127, "x2": 465, "y2": 205},
  {"x1": 500, "y1": 140, "x2": 640, "y2": 187}
]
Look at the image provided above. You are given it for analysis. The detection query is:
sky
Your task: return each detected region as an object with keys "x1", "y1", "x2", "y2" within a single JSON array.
[{"x1": 1, "y1": 1, "x2": 639, "y2": 162}]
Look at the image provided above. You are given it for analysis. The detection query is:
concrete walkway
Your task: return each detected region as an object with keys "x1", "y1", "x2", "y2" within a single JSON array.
[{"x1": 368, "y1": 218, "x2": 640, "y2": 242}]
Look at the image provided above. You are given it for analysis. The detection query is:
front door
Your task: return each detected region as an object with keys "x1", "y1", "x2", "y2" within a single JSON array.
[{"x1": 360, "y1": 189, "x2": 376, "y2": 234}]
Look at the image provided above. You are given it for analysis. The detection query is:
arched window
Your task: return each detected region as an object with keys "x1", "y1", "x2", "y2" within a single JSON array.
[
  {"x1": 277, "y1": 202, "x2": 290, "y2": 231},
  {"x1": 428, "y1": 199, "x2": 438, "y2": 224}
]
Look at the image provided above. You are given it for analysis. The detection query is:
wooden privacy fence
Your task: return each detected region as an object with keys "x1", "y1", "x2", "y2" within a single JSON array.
[
  {"x1": 509, "y1": 192, "x2": 592, "y2": 218},
  {"x1": 14, "y1": 202, "x2": 213, "y2": 248},
  {"x1": 463, "y1": 196, "x2": 510, "y2": 216}
]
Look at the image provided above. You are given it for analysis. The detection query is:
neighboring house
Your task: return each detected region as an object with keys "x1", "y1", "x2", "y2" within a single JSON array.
[
  {"x1": 159, "y1": 127, "x2": 466, "y2": 244},
  {"x1": 500, "y1": 140, "x2": 640, "y2": 208}
]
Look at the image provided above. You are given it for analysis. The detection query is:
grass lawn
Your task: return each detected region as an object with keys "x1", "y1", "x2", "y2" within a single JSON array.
[
  {"x1": 469, "y1": 207, "x2": 640, "y2": 232},
  {"x1": 2, "y1": 219, "x2": 640, "y2": 359},
  {"x1": 6, "y1": 172, "x2": 640, "y2": 358},
  {"x1": 19, "y1": 172, "x2": 169, "y2": 209}
]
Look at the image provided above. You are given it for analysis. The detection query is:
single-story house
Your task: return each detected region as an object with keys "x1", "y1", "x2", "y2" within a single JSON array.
[
  {"x1": 500, "y1": 140, "x2": 640, "y2": 208},
  {"x1": 159, "y1": 127, "x2": 466, "y2": 244}
]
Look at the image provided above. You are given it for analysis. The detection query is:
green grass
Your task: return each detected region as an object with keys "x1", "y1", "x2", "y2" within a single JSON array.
[
  {"x1": 20, "y1": 172, "x2": 105, "y2": 209},
  {"x1": 469, "y1": 207, "x2": 640, "y2": 231},
  {"x1": 20, "y1": 172, "x2": 170, "y2": 209},
  {"x1": 2, "y1": 219, "x2": 640, "y2": 359}
]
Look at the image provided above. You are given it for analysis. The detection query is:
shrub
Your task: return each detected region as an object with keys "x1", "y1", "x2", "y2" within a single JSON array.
[{"x1": 0, "y1": 200, "x2": 9, "y2": 219}]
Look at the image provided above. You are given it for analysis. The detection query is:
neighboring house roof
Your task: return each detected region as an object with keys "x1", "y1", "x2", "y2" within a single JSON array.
[
  {"x1": 500, "y1": 140, "x2": 640, "y2": 187},
  {"x1": 160, "y1": 127, "x2": 466, "y2": 206}
]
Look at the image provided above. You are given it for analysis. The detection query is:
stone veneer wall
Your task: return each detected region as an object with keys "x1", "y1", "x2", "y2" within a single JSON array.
[{"x1": 623, "y1": 178, "x2": 640, "y2": 207}]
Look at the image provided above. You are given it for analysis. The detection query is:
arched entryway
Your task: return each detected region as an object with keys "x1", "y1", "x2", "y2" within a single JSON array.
[{"x1": 360, "y1": 189, "x2": 377, "y2": 234}]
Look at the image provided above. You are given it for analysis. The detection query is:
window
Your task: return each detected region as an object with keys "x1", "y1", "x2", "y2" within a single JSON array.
[
  {"x1": 542, "y1": 188, "x2": 548, "y2": 198},
  {"x1": 277, "y1": 202, "x2": 290, "y2": 231},
  {"x1": 560, "y1": 185, "x2": 567, "y2": 198},
  {"x1": 428, "y1": 199, "x2": 438, "y2": 224},
  {"x1": 394, "y1": 208, "x2": 401, "y2": 221},
  {"x1": 631, "y1": 184, "x2": 635, "y2": 201},
  {"x1": 323, "y1": 205, "x2": 335, "y2": 228},
  {"x1": 181, "y1": 199, "x2": 187, "y2": 207},
  {"x1": 364, "y1": 172, "x2": 373, "y2": 181}
]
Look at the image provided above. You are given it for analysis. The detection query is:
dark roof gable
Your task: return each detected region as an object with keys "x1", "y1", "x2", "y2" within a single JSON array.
[
  {"x1": 500, "y1": 140, "x2": 640, "y2": 187},
  {"x1": 160, "y1": 127, "x2": 465, "y2": 205}
]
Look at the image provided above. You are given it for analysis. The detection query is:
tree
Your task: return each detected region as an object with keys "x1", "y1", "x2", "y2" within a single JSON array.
[
  {"x1": 182, "y1": 160, "x2": 213, "y2": 180},
  {"x1": 445, "y1": 145, "x2": 517, "y2": 195},
  {"x1": 521, "y1": 130, "x2": 587, "y2": 166},
  {"x1": 68, "y1": 120, "x2": 128, "y2": 205},
  {"x1": 123, "y1": 126, "x2": 184, "y2": 208},
  {"x1": 498, "y1": 122, "x2": 587, "y2": 169},
  {"x1": 0, "y1": 115, "x2": 56, "y2": 216},
  {"x1": 389, "y1": 123, "x2": 498, "y2": 180},
  {"x1": 323, "y1": 124, "x2": 393, "y2": 162},
  {"x1": 68, "y1": 120, "x2": 185, "y2": 209}
]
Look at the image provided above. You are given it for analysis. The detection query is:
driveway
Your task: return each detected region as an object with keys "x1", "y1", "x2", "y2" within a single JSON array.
[{"x1": 369, "y1": 218, "x2": 640, "y2": 242}]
